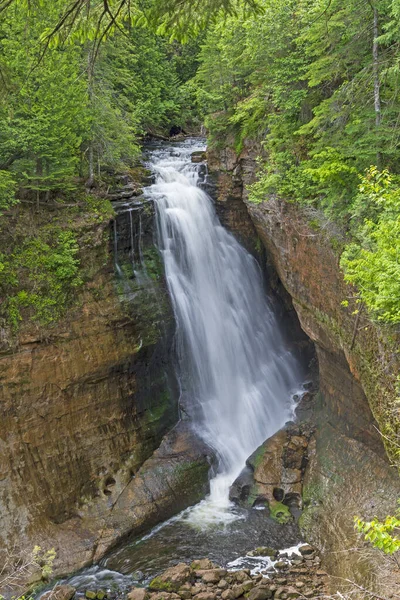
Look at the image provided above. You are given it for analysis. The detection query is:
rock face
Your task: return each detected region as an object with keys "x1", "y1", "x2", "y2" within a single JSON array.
[
  {"x1": 230, "y1": 422, "x2": 313, "y2": 518},
  {"x1": 0, "y1": 190, "x2": 211, "y2": 587},
  {"x1": 207, "y1": 141, "x2": 400, "y2": 592},
  {"x1": 206, "y1": 144, "x2": 259, "y2": 255}
]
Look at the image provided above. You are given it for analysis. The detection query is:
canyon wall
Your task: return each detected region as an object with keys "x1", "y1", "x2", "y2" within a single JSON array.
[
  {"x1": 208, "y1": 142, "x2": 400, "y2": 592},
  {"x1": 0, "y1": 198, "x2": 211, "y2": 588}
]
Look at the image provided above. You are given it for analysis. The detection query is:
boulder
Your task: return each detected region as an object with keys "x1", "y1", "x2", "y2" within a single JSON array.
[
  {"x1": 221, "y1": 590, "x2": 234, "y2": 600},
  {"x1": 193, "y1": 593, "x2": 216, "y2": 600},
  {"x1": 191, "y1": 559, "x2": 216, "y2": 571},
  {"x1": 128, "y1": 589, "x2": 149, "y2": 600},
  {"x1": 247, "y1": 586, "x2": 272, "y2": 600},
  {"x1": 191, "y1": 152, "x2": 207, "y2": 163},
  {"x1": 199, "y1": 570, "x2": 227, "y2": 583},
  {"x1": 41, "y1": 586, "x2": 76, "y2": 600},
  {"x1": 298, "y1": 545, "x2": 314, "y2": 556},
  {"x1": 149, "y1": 564, "x2": 194, "y2": 592}
]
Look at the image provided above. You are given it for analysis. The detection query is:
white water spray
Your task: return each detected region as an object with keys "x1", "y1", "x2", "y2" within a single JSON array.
[{"x1": 145, "y1": 140, "x2": 302, "y2": 525}]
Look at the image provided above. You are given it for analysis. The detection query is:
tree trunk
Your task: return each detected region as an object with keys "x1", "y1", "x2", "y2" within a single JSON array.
[
  {"x1": 36, "y1": 157, "x2": 43, "y2": 211},
  {"x1": 86, "y1": 47, "x2": 95, "y2": 188},
  {"x1": 372, "y1": 5, "x2": 382, "y2": 166}
]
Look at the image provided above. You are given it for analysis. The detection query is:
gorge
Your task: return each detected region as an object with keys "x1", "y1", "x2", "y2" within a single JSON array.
[
  {"x1": 1, "y1": 1, "x2": 400, "y2": 597},
  {"x1": 1, "y1": 137, "x2": 399, "y2": 599}
]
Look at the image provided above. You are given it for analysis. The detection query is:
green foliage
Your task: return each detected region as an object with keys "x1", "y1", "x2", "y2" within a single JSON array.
[
  {"x1": 355, "y1": 508, "x2": 400, "y2": 555},
  {"x1": 341, "y1": 167, "x2": 400, "y2": 324},
  {"x1": 194, "y1": 0, "x2": 400, "y2": 325},
  {"x1": 31, "y1": 546, "x2": 56, "y2": 580},
  {"x1": 0, "y1": 170, "x2": 17, "y2": 214},
  {"x1": 1, "y1": 228, "x2": 82, "y2": 328}
]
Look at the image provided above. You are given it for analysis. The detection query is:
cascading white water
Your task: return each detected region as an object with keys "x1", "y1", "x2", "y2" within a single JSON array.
[{"x1": 145, "y1": 140, "x2": 302, "y2": 525}]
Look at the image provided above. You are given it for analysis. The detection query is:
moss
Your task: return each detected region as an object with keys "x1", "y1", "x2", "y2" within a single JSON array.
[
  {"x1": 269, "y1": 500, "x2": 292, "y2": 524},
  {"x1": 149, "y1": 579, "x2": 175, "y2": 592}
]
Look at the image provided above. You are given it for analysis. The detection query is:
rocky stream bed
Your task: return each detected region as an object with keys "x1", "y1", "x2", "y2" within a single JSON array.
[{"x1": 41, "y1": 546, "x2": 328, "y2": 600}]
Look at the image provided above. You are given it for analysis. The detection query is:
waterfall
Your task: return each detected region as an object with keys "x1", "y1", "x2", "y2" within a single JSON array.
[{"x1": 145, "y1": 140, "x2": 302, "y2": 525}]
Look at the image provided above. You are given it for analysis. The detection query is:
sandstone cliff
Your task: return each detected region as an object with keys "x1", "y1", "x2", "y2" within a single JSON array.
[
  {"x1": 0, "y1": 194, "x2": 211, "y2": 588},
  {"x1": 208, "y1": 141, "x2": 400, "y2": 592}
]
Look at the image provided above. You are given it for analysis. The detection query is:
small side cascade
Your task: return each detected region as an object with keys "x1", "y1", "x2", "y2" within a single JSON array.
[{"x1": 109, "y1": 173, "x2": 156, "y2": 288}]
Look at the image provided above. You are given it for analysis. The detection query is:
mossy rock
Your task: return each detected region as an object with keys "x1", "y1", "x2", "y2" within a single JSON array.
[
  {"x1": 269, "y1": 501, "x2": 292, "y2": 524},
  {"x1": 149, "y1": 579, "x2": 176, "y2": 592}
]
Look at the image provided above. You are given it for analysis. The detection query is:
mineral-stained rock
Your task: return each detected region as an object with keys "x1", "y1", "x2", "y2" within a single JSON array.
[
  {"x1": 230, "y1": 425, "x2": 310, "y2": 513},
  {"x1": 0, "y1": 207, "x2": 183, "y2": 585}
]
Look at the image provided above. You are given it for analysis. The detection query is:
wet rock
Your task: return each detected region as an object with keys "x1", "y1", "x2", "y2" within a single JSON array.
[
  {"x1": 298, "y1": 545, "x2": 314, "y2": 556},
  {"x1": 232, "y1": 426, "x2": 311, "y2": 513},
  {"x1": 231, "y1": 571, "x2": 249, "y2": 583},
  {"x1": 85, "y1": 592, "x2": 96, "y2": 600},
  {"x1": 254, "y1": 547, "x2": 278, "y2": 558},
  {"x1": 41, "y1": 586, "x2": 76, "y2": 600},
  {"x1": 191, "y1": 152, "x2": 207, "y2": 163},
  {"x1": 192, "y1": 560, "x2": 216, "y2": 571},
  {"x1": 229, "y1": 466, "x2": 254, "y2": 504},
  {"x1": 93, "y1": 423, "x2": 213, "y2": 562}
]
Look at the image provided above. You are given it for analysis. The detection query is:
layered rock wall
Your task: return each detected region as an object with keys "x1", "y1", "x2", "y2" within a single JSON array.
[
  {"x1": 208, "y1": 141, "x2": 400, "y2": 590},
  {"x1": 0, "y1": 199, "x2": 191, "y2": 584}
]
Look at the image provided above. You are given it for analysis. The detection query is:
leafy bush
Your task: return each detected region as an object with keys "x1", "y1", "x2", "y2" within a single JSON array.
[
  {"x1": 341, "y1": 167, "x2": 400, "y2": 324},
  {"x1": 355, "y1": 509, "x2": 400, "y2": 555}
]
